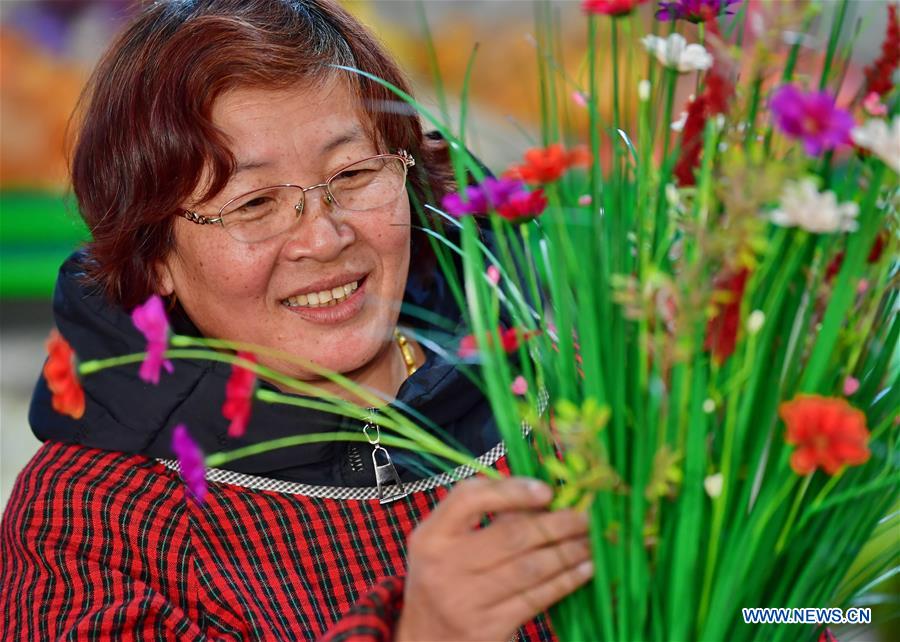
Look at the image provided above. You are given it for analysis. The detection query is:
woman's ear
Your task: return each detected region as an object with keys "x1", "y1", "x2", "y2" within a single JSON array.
[{"x1": 155, "y1": 259, "x2": 175, "y2": 297}]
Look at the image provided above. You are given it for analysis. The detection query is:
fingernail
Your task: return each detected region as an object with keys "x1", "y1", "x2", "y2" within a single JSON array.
[
  {"x1": 528, "y1": 480, "x2": 553, "y2": 502},
  {"x1": 577, "y1": 560, "x2": 594, "y2": 577}
]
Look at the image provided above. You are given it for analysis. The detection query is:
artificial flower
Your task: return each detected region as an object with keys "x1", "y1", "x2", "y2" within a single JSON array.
[
  {"x1": 131, "y1": 294, "x2": 174, "y2": 384},
  {"x1": 511, "y1": 375, "x2": 528, "y2": 396},
  {"x1": 861, "y1": 3, "x2": 899, "y2": 98},
  {"x1": 851, "y1": 117, "x2": 900, "y2": 173},
  {"x1": 769, "y1": 85, "x2": 854, "y2": 156},
  {"x1": 504, "y1": 144, "x2": 592, "y2": 185},
  {"x1": 842, "y1": 376, "x2": 860, "y2": 397},
  {"x1": 458, "y1": 326, "x2": 540, "y2": 359},
  {"x1": 43, "y1": 329, "x2": 85, "y2": 420},
  {"x1": 770, "y1": 179, "x2": 859, "y2": 234},
  {"x1": 655, "y1": 0, "x2": 741, "y2": 23},
  {"x1": 441, "y1": 178, "x2": 546, "y2": 222},
  {"x1": 674, "y1": 69, "x2": 733, "y2": 186},
  {"x1": 704, "y1": 267, "x2": 749, "y2": 364},
  {"x1": 223, "y1": 352, "x2": 258, "y2": 438},
  {"x1": 862, "y1": 91, "x2": 888, "y2": 117},
  {"x1": 641, "y1": 33, "x2": 713, "y2": 73},
  {"x1": 582, "y1": 0, "x2": 649, "y2": 17},
  {"x1": 779, "y1": 395, "x2": 870, "y2": 476},
  {"x1": 171, "y1": 423, "x2": 207, "y2": 503}
]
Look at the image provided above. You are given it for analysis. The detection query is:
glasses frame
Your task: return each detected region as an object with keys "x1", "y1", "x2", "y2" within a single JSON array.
[{"x1": 180, "y1": 149, "x2": 415, "y2": 236}]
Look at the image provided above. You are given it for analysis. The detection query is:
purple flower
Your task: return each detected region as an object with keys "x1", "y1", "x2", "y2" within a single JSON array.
[
  {"x1": 656, "y1": 0, "x2": 741, "y2": 23},
  {"x1": 171, "y1": 424, "x2": 207, "y2": 503},
  {"x1": 131, "y1": 294, "x2": 174, "y2": 384},
  {"x1": 769, "y1": 84, "x2": 855, "y2": 156},
  {"x1": 441, "y1": 178, "x2": 534, "y2": 219}
]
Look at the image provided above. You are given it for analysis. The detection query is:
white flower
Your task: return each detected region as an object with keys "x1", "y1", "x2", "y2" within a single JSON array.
[
  {"x1": 642, "y1": 34, "x2": 713, "y2": 73},
  {"x1": 702, "y1": 398, "x2": 716, "y2": 414},
  {"x1": 746, "y1": 310, "x2": 765, "y2": 335},
  {"x1": 671, "y1": 111, "x2": 688, "y2": 132},
  {"x1": 704, "y1": 473, "x2": 723, "y2": 499},
  {"x1": 770, "y1": 178, "x2": 859, "y2": 234},
  {"x1": 638, "y1": 79, "x2": 652, "y2": 102},
  {"x1": 851, "y1": 117, "x2": 900, "y2": 174}
]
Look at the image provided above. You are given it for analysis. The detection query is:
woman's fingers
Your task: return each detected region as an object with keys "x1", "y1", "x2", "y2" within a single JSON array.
[
  {"x1": 495, "y1": 553, "x2": 595, "y2": 628},
  {"x1": 427, "y1": 477, "x2": 554, "y2": 533},
  {"x1": 468, "y1": 509, "x2": 590, "y2": 569}
]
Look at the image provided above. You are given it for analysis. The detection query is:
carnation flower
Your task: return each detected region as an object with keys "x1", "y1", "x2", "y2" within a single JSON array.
[
  {"x1": 642, "y1": 33, "x2": 713, "y2": 73},
  {"x1": 861, "y1": 3, "x2": 899, "y2": 98},
  {"x1": 43, "y1": 329, "x2": 85, "y2": 420},
  {"x1": 656, "y1": 0, "x2": 741, "y2": 23},
  {"x1": 131, "y1": 294, "x2": 175, "y2": 384},
  {"x1": 171, "y1": 424, "x2": 208, "y2": 503},
  {"x1": 770, "y1": 179, "x2": 859, "y2": 234},
  {"x1": 769, "y1": 85, "x2": 854, "y2": 156},
  {"x1": 780, "y1": 395, "x2": 870, "y2": 475},
  {"x1": 505, "y1": 144, "x2": 592, "y2": 184},
  {"x1": 223, "y1": 352, "x2": 258, "y2": 438},
  {"x1": 851, "y1": 117, "x2": 900, "y2": 173},
  {"x1": 583, "y1": 0, "x2": 649, "y2": 17},
  {"x1": 442, "y1": 178, "x2": 547, "y2": 223}
]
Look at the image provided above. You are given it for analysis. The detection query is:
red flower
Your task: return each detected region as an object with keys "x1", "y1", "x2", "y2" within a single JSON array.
[
  {"x1": 703, "y1": 267, "x2": 749, "y2": 364},
  {"x1": 497, "y1": 188, "x2": 548, "y2": 223},
  {"x1": 43, "y1": 329, "x2": 85, "y2": 420},
  {"x1": 862, "y1": 4, "x2": 899, "y2": 97},
  {"x1": 222, "y1": 352, "x2": 257, "y2": 438},
  {"x1": 458, "y1": 327, "x2": 540, "y2": 359},
  {"x1": 780, "y1": 395, "x2": 870, "y2": 475},
  {"x1": 674, "y1": 68, "x2": 733, "y2": 186},
  {"x1": 583, "y1": 0, "x2": 648, "y2": 16},
  {"x1": 818, "y1": 628, "x2": 839, "y2": 642},
  {"x1": 504, "y1": 144, "x2": 593, "y2": 185},
  {"x1": 824, "y1": 231, "x2": 887, "y2": 282}
]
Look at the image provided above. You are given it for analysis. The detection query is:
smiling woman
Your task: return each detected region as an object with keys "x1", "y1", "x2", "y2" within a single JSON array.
[{"x1": 0, "y1": 1, "x2": 591, "y2": 641}]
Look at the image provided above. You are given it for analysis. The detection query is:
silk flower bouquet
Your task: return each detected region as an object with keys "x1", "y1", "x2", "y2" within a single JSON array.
[{"x1": 40, "y1": 0, "x2": 899, "y2": 640}]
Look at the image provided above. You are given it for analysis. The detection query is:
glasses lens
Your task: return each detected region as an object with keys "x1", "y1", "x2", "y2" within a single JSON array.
[
  {"x1": 220, "y1": 186, "x2": 303, "y2": 243},
  {"x1": 328, "y1": 156, "x2": 407, "y2": 211}
]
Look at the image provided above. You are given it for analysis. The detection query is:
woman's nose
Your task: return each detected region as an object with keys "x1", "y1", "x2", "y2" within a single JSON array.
[{"x1": 280, "y1": 189, "x2": 355, "y2": 262}]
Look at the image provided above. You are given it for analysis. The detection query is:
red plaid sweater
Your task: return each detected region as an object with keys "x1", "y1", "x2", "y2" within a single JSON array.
[{"x1": 1, "y1": 441, "x2": 554, "y2": 641}]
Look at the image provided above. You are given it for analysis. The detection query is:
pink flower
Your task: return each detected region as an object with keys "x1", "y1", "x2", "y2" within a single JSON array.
[
  {"x1": 496, "y1": 188, "x2": 548, "y2": 223},
  {"x1": 578, "y1": 194, "x2": 593, "y2": 206},
  {"x1": 458, "y1": 327, "x2": 540, "y2": 359},
  {"x1": 656, "y1": 0, "x2": 741, "y2": 23},
  {"x1": 571, "y1": 90, "x2": 588, "y2": 108},
  {"x1": 842, "y1": 376, "x2": 860, "y2": 396},
  {"x1": 769, "y1": 84, "x2": 855, "y2": 156},
  {"x1": 442, "y1": 178, "x2": 546, "y2": 223},
  {"x1": 171, "y1": 424, "x2": 207, "y2": 503},
  {"x1": 511, "y1": 376, "x2": 528, "y2": 396},
  {"x1": 583, "y1": 0, "x2": 649, "y2": 16},
  {"x1": 131, "y1": 294, "x2": 174, "y2": 384},
  {"x1": 486, "y1": 265, "x2": 501, "y2": 285},
  {"x1": 863, "y1": 92, "x2": 888, "y2": 117},
  {"x1": 223, "y1": 352, "x2": 257, "y2": 438}
]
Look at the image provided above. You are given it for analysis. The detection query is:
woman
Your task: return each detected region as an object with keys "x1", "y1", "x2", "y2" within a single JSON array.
[{"x1": 0, "y1": 1, "x2": 592, "y2": 640}]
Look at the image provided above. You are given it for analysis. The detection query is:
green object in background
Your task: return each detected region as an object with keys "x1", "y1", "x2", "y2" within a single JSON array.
[{"x1": 0, "y1": 191, "x2": 89, "y2": 299}]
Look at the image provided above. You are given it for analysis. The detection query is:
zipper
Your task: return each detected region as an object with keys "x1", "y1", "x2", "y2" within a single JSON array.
[{"x1": 363, "y1": 407, "x2": 408, "y2": 504}]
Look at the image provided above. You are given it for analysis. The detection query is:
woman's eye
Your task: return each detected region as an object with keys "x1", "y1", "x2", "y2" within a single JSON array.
[{"x1": 240, "y1": 197, "x2": 270, "y2": 209}]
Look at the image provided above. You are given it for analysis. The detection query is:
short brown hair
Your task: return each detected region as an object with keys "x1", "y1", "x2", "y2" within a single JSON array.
[{"x1": 71, "y1": 0, "x2": 451, "y2": 308}]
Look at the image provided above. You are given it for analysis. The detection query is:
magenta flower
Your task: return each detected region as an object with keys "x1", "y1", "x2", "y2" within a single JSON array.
[
  {"x1": 171, "y1": 424, "x2": 207, "y2": 503},
  {"x1": 656, "y1": 0, "x2": 741, "y2": 23},
  {"x1": 131, "y1": 294, "x2": 174, "y2": 384},
  {"x1": 223, "y1": 352, "x2": 257, "y2": 438},
  {"x1": 769, "y1": 85, "x2": 855, "y2": 156},
  {"x1": 441, "y1": 178, "x2": 545, "y2": 223}
]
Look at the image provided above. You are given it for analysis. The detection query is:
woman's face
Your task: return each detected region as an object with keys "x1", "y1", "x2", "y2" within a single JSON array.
[{"x1": 159, "y1": 80, "x2": 411, "y2": 381}]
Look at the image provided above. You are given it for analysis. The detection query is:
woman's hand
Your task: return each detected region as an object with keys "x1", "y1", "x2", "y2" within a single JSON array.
[{"x1": 395, "y1": 477, "x2": 594, "y2": 642}]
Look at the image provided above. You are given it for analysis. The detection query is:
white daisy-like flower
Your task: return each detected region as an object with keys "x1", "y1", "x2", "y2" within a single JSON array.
[
  {"x1": 851, "y1": 117, "x2": 900, "y2": 174},
  {"x1": 770, "y1": 178, "x2": 859, "y2": 234},
  {"x1": 641, "y1": 33, "x2": 713, "y2": 73}
]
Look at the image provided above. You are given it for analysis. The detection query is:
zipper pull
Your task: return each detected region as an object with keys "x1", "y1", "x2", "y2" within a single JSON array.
[{"x1": 363, "y1": 411, "x2": 408, "y2": 504}]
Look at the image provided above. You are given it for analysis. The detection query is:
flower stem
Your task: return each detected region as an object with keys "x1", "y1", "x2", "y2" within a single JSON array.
[{"x1": 774, "y1": 473, "x2": 814, "y2": 553}]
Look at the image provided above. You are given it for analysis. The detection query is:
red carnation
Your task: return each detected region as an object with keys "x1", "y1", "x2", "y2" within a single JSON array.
[
  {"x1": 504, "y1": 144, "x2": 593, "y2": 185},
  {"x1": 674, "y1": 68, "x2": 733, "y2": 186},
  {"x1": 43, "y1": 329, "x2": 85, "y2": 420},
  {"x1": 223, "y1": 351, "x2": 257, "y2": 438},
  {"x1": 582, "y1": 0, "x2": 649, "y2": 16},
  {"x1": 780, "y1": 395, "x2": 870, "y2": 476},
  {"x1": 862, "y1": 4, "x2": 899, "y2": 97},
  {"x1": 704, "y1": 267, "x2": 750, "y2": 364}
]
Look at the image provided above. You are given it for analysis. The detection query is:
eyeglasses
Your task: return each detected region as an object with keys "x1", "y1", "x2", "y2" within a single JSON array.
[{"x1": 180, "y1": 150, "x2": 415, "y2": 243}]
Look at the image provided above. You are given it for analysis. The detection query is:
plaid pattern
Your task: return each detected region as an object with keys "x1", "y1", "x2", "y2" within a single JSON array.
[{"x1": 1, "y1": 442, "x2": 555, "y2": 641}]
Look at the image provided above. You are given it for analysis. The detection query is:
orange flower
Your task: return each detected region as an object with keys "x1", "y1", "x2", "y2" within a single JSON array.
[
  {"x1": 43, "y1": 329, "x2": 85, "y2": 420},
  {"x1": 780, "y1": 395, "x2": 870, "y2": 476},
  {"x1": 504, "y1": 143, "x2": 593, "y2": 184}
]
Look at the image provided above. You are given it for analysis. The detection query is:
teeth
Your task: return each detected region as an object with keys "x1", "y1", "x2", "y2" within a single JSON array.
[{"x1": 283, "y1": 280, "x2": 360, "y2": 308}]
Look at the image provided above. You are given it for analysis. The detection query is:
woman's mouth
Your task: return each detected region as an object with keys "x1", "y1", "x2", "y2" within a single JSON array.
[{"x1": 282, "y1": 278, "x2": 359, "y2": 308}]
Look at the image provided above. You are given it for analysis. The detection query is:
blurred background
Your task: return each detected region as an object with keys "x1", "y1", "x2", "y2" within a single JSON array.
[{"x1": 0, "y1": 0, "x2": 891, "y2": 502}]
